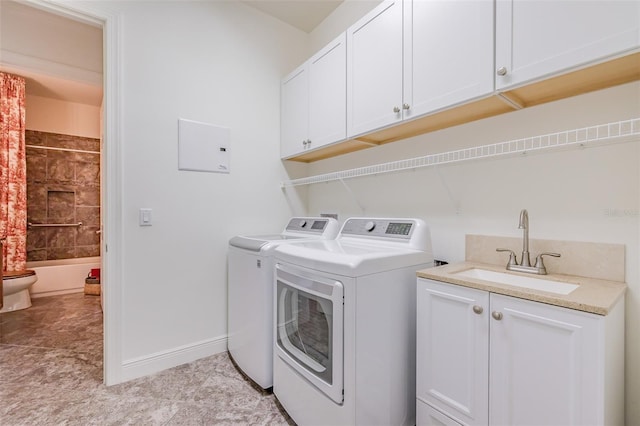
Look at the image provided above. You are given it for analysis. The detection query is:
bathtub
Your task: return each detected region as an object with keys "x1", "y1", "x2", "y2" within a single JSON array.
[{"x1": 27, "y1": 257, "x2": 101, "y2": 298}]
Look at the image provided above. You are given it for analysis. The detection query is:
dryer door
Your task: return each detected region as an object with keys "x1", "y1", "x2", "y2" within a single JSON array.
[{"x1": 275, "y1": 263, "x2": 344, "y2": 404}]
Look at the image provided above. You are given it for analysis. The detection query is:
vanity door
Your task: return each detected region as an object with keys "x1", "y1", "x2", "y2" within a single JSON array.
[
  {"x1": 489, "y1": 293, "x2": 601, "y2": 425},
  {"x1": 417, "y1": 278, "x2": 489, "y2": 425}
]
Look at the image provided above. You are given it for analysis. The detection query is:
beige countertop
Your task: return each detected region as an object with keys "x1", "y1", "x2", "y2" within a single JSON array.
[{"x1": 417, "y1": 262, "x2": 626, "y2": 316}]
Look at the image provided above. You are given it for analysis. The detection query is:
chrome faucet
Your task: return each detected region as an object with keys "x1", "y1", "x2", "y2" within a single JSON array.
[
  {"x1": 497, "y1": 209, "x2": 561, "y2": 275},
  {"x1": 518, "y1": 209, "x2": 531, "y2": 267}
]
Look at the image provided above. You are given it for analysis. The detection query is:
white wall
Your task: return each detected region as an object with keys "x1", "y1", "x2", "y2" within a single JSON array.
[
  {"x1": 26, "y1": 95, "x2": 101, "y2": 138},
  {"x1": 301, "y1": 82, "x2": 640, "y2": 424},
  {"x1": 64, "y1": 0, "x2": 309, "y2": 372},
  {"x1": 114, "y1": 0, "x2": 308, "y2": 361},
  {"x1": 308, "y1": 0, "x2": 382, "y2": 53}
]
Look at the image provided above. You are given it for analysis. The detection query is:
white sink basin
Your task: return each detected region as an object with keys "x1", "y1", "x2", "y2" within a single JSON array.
[{"x1": 454, "y1": 268, "x2": 579, "y2": 295}]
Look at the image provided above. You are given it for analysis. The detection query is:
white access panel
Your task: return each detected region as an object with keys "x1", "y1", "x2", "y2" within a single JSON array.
[{"x1": 178, "y1": 118, "x2": 230, "y2": 173}]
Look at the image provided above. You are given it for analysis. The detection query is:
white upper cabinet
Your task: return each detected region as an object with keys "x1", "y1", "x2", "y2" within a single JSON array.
[
  {"x1": 495, "y1": 0, "x2": 640, "y2": 90},
  {"x1": 308, "y1": 33, "x2": 347, "y2": 150},
  {"x1": 283, "y1": 0, "x2": 639, "y2": 161},
  {"x1": 404, "y1": 0, "x2": 494, "y2": 119},
  {"x1": 347, "y1": 0, "x2": 404, "y2": 138},
  {"x1": 281, "y1": 64, "x2": 309, "y2": 159},
  {"x1": 281, "y1": 34, "x2": 347, "y2": 159},
  {"x1": 347, "y1": 0, "x2": 495, "y2": 138}
]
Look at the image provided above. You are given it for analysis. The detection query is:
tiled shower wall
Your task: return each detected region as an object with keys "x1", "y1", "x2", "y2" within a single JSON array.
[{"x1": 26, "y1": 130, "x2": 101, "y2": 261}]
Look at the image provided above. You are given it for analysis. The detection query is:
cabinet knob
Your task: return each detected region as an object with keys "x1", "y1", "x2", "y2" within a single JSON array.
[
  {"x1": 496, "y1": 66, "x2": 508, "y2": 76},
  {"x1": 393, "y1": 106, "x2": 401, "y2": 113},
  {"x1": 492, "y1": 311, "x2": 503, "y2": 321},
  {"x1": 473, "y1": 305, "x2": 483, "y2": 315},
  {"x1": 402, "y1": 103, "x2": 410, "y2": 110}
]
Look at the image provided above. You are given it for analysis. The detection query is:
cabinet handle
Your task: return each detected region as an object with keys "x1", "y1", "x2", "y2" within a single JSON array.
[
  {"x1": 402, "y1": 103, "x2": 410, "y2": 110},
  {"x1": 492, "y1": 311, "x2": 503, "y2": 321},
  {"x1": 393, "y1": 106, "x2": 401, "y2": 113},
  {"x1": 496, "y1": 66, "x2": 508, "y2": 76},
  {"x1": 473, "y1": 305, "x2": 483, "y2": 315}
]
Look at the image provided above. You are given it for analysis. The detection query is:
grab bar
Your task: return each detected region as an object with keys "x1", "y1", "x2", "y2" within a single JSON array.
[{"x1": 28, "y1": 222, "x2": 83, "y2": 228}]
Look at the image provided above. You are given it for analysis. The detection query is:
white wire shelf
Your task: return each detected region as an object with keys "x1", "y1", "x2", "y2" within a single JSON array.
[{"x1": 281, "y1": 118, "x2": 640, "y2": 188}]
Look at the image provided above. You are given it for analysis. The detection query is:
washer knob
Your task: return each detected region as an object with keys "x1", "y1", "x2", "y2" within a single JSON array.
[
  {"x1": 364, "y1": 221, "x2": 376, "y2": 232},
  {"x1": 299, "y1": 220, "x2": 307, "y2": 228}
]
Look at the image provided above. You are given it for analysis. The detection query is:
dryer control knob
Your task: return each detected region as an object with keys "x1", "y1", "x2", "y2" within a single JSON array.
[
  {"x1": 364, "y1": 221, "x2": 376, "y2": 232},
  {"x1": 299, "y1": 220, "x2": 307, "y2": 228}
]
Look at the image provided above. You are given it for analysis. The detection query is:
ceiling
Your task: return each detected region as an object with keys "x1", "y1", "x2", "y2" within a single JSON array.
[
  {"x1": 0, "y1": 0, "x2": 103, "y2": 106},
  {"x1": 0, "y1": 0, "x2": 342, "y2": 107},
  {"x1": 242, "y1": 0, "x2": 344, "y2": 33}
]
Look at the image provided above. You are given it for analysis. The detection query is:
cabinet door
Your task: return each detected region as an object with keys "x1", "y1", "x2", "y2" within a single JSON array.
[
  {"x1": 489, "y1": 293, "x2": 600, "y2": 425},
  {"x1": 416, "y1": 279, "x2": 489, "y2": 426},
  {"x1": 404, "y1": 0, "x2": 494, "y2": 119},
  {"x1": 417, "y1": 400, "x2": 463, "y2": 426},
  {"x1": 281, "y1": 63, "x2": 308, "y2": 158},
  {"x1": 308, "y1": 33, "x2": 347, "y2": 150},
  {"x1": 496, "y1": 0, "x2": 640, "y2": 90},
  {"x1": 347, "y1": 0, "x2": 403, "y2": 137}
]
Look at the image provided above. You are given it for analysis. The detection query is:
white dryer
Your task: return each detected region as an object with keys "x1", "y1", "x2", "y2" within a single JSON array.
[
  {"x1": 227, "y1": 217, "x2": 339, "y2": 389},
  {"x1": 273, "y1": 217, "x2": 434, "y2": 425}
]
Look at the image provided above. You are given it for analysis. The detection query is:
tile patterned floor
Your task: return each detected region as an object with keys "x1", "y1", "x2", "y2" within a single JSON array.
[{"x1": 0, "y1": 293, "x2": 294, "y2": 425}]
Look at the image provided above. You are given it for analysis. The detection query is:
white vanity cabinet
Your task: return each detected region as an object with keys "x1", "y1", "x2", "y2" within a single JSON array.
[
  {"x1": 495, "y1": 0, "x2": 640, "y2": 90},
  {"x1": 416, "y1": 278, "x2": 624, "y2": 426},
  {"x1": 281, "y1": 33, "x2": 347, "y2": 159},
  {"x1": 347, "y1": 0, "x2": 494, "y2": 138}
]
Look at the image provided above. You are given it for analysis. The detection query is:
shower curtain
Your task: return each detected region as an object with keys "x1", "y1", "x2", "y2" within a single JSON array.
[{"x1": 0, "y1": 72, "x2": 27, "y2": 272}]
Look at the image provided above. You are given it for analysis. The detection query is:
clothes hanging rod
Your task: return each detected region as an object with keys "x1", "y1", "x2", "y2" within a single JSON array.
[
  {"x1": 25, "y1": 145, "x2": 100, "y2": 155},
  {"x1": 281, "y1": 118, "x2": 640, "y2": 188},
  {"x1": 28, "y1": 222, "x2": 83, "y2": 228}
]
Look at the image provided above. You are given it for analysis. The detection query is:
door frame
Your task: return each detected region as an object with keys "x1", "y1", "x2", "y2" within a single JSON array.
[{"x1": 25, "y1": 0, "x2": 124, "y2": 385}]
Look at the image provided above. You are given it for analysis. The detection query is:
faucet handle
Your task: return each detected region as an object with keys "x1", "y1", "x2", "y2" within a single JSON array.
[
  {"x1": 534, "y1": 252, "x2": 561, "y2": 274},
  {"x1": 496, "y1": 248, "x2": 518, "y2": 267}
]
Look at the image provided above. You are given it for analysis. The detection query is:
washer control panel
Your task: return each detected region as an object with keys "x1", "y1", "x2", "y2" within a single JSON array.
[
  {"x1": 341, "y1": 218, "x2": 415, "y2": 239},
  {"x1": 285, "y1": 217, "x2": 329, "y2": 233}
]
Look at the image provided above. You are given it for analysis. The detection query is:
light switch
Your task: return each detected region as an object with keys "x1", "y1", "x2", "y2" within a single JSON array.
[{"x1": 139, "y1": 208, "x2": 152, "y2": 226}]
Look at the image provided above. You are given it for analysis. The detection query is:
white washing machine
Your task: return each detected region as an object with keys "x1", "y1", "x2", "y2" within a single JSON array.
[
  {"x1": 273, "y1": 217, "x2": 434, "y2": 425},
  {"x1": 227, "y1": 217, "x2": 339, "y2": 389}
]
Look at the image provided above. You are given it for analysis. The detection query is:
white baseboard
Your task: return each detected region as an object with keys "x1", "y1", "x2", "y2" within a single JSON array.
[
  {"x1": 31, "y1": 288, "x2": 84, "y2": 299},
  {"x1": 119, "y1": 335, "x2": 228, "y2": 383}
]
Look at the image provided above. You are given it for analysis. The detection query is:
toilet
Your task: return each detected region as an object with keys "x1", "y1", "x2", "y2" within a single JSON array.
[{"x1": 1, "y1": 270, "x2": 38, "y2": 313}]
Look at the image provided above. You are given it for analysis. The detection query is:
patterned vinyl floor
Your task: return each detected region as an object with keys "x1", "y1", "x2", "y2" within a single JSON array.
[{"x1": 0, "y1": 293, "x2": 293, "y2": 425}]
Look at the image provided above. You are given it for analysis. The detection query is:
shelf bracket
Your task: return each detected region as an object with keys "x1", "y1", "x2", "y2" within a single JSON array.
[
  {"x1": 496, "y1": 92, "x2": 525, "y2": 110},
  {"x1": 339, "y1": 178, "x2": 365, "y2": 214}
]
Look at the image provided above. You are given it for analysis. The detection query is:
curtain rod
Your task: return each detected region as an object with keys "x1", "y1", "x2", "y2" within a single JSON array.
[{"x1": 25, "y1": 145, "x2": 100, "y2": 155}]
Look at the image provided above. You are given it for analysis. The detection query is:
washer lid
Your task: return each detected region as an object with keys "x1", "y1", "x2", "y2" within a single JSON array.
[
  {"x1": 229, "y1": 235, "x2": 304, "y2": 251},
  {"x1": 274, "y1": 240, "x2": 434, "y2": 277}
]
